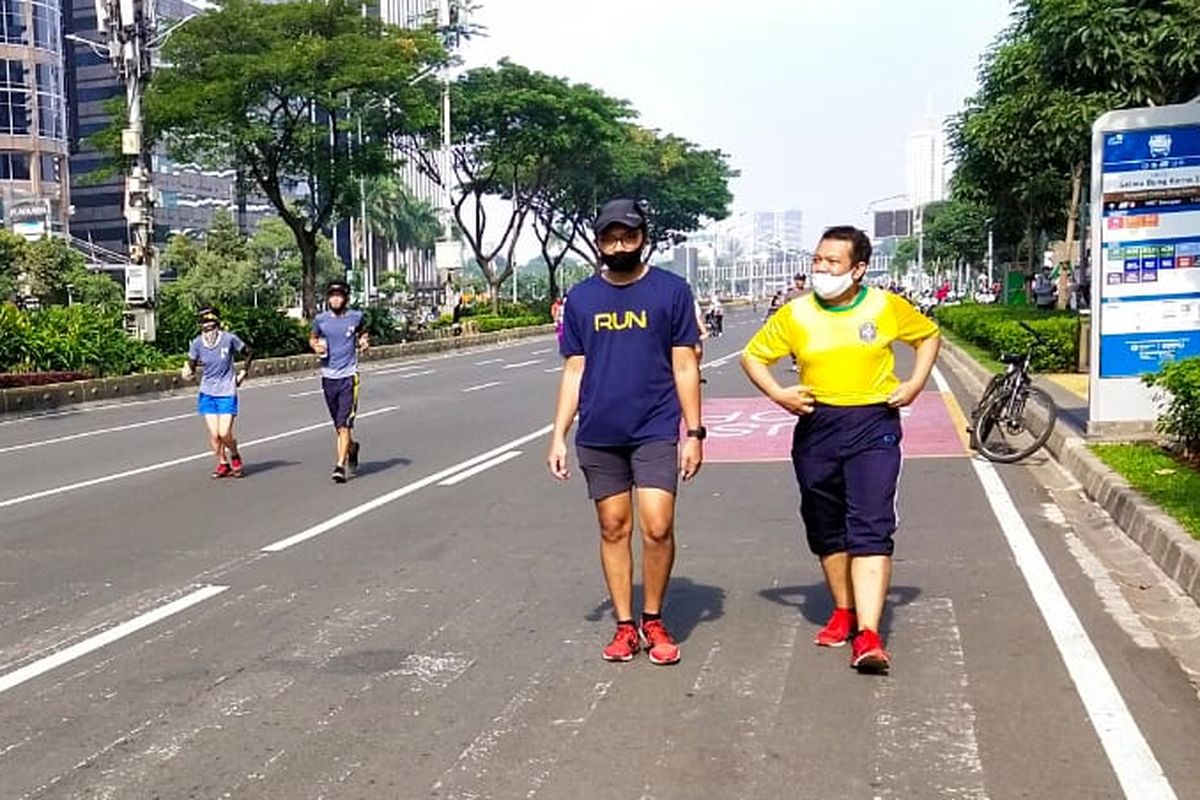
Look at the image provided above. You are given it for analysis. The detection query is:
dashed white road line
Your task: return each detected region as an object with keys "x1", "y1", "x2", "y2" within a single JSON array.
[
  {"x1": 0, "y1": 412, "x2": 193, "y2": 455},
  {"x1": 261, "y1": 424, "x2": 551, "y2": 553},
  {"x1": 375, "y1": 368, "x2": 435, "y2": 378},
  {"x1": 502, "y1": 359, "x2": 543, "y2": 370},
  {"x1": 288, "y1": 389, "x2": 324, "y2": 398},
  {"x1": 0, "y1": 585, "x2": 228, "y2": 695},
  {"x1": 461, "y1": 381, "x2": 503, "y2": 394},
  {"x1": 437, "y1": 451, "x2": 523, "y2": 486},
  {"x1": 529, "y1": 348, "x2": 554, "y2": 355},
  {"x1": 0, "y1": 407, "x2": 398, "y2": 511},
  {"x1": 544, "y1": 366, "x2": 563, "y2": 374},
  {"x1": 474, "y1": 358, "x2": 504, "y2": 366},
  {"x1": 700, "y1": 349, "x2": 744, "y2": 370}
]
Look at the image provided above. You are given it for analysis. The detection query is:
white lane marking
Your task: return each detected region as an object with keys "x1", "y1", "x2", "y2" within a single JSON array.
[
  {"x1": 474, "y1": 358, "x2": 504, "y2": 366},
  {"x1": 0, "y1": 407, "x2": 397, "y2": 511},
  {"x1": 931, "y1": 365, "x2": 953, "y2": 393},
  {"x1": 374, "y1": 367, "x2": 435, "y2": 377},
  {"x1": 543, "y1": 366, "x2": 563, "y2": 374},
  {"x1": 0, "y1": 585, "x2": 228, "y2": 695},
  {"x1": 437, "y1": 451, "x2": 523, "y2": 486},
  {"x1": 461, "y1": 381, "x2": 503, "y2": 394},
  {"x1": 871, "y1": 598, "x2": 987, "y2": 799},
  {"x1": 972, "y1": 457, "x2": 1178, "y2": 799},
  {"x1": 0, "y1": 412, "x2": 193, "y2": 455},
  {"x1": 700, "y1": 349, "x2": 744, "y2": 370},
  {"x1": 529, "y1": 348, "x2": 553, "y2": 355},
  {"x1": 288, "y1": 389, "x2": 324, "y2": 398},
  {"x1": 261, "y1": 425, "x2": 552, "y2": 552},
  {"x1": 502, "y1": 359, "x2": 543, "y2": 370}
]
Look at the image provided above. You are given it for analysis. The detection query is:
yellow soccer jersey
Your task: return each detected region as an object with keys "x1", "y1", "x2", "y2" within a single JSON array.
[{"x1": 744, "y1": 287, "x2": 939, "y2": 406}]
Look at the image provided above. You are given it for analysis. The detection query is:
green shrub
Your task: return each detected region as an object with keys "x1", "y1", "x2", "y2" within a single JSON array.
[
  {"x1": 359, "y1": 307, "x2": 405, "y2": 345},
  {"x1": 935, "y1": 304, "x2": 1078, "y2": 372},
  {"x1": 1143, "y1": 357, "x2": 1200, "y2": 455},
  {"x1": 0, "y1": 303, "x2": 169, "y2": 376},
  {"x1": 154, "y1": 291, "x2": 307, "y2": 359},
  {"x1": 473, "y1": 315, "x2": 549, "y2": 333}
]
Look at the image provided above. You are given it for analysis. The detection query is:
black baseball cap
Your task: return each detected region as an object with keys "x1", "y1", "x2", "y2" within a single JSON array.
[
  {"x1": 593, "y1": 199, "x2": 647, "y2": 235},
  {"x1": 326, "y1": 280, "x2": 350, "y2": 296},
  {"x1": 197, "y1": 306, "x2": 220, "y2": 324}
]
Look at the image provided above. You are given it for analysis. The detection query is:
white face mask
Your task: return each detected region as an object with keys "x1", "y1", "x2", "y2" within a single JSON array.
[{"x1": 811, "y1": 270, "x2": 856, "y2": 300}]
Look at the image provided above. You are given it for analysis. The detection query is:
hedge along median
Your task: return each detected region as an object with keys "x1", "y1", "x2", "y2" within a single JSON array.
[
  {"x1": 934, "y1": 303, "x2": 1081, "y2": 373},
  {"x1": 0, "y1": 324, "x2": 556, "y2": 415}
]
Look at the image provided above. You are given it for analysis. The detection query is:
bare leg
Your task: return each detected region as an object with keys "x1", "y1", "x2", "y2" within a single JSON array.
[
  {"x1": 820, "y1": 552, "x2": 853, "y2": 609},
  {"x1": 216, "y1": 414, "x2": 238, "y2": 460},
  {"x1": 636, "y1": 488, "x2": 677, "y2": 615},
  {"x1": 850, "y1": 555, "x2": 892, "y2": 633},
  {"x1": 336, "y1": 427, "x2": 352, "y2": 467},
  {"x1": 203, "y1": 415, "x2": 225, "y2": 465},
  {"x1": 596, "y1": 492, "x2": 635, "y2": 621}
]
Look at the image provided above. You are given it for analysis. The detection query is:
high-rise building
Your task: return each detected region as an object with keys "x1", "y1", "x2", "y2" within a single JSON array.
[
  {"x1": 905, "y1": 104, "x2": 947, "y2": 211},
  {"x1": 752, "y1": 209, "x2": 804, "y2": 252},
  {"x1": 66, "y1": 0, "x2": 276, "y2": 259},
  {"x1": 1, "y1": 0, "x2": 70, "y2": 238}
]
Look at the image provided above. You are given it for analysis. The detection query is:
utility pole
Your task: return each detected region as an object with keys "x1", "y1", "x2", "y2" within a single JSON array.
[{"x1": 91, "y1": 0, "x2": 158, "y2": 340}]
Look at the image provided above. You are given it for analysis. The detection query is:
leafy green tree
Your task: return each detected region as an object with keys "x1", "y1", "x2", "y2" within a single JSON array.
[
  {"x1": 65, "y1": 267, "x2": 124, "y2": 311},
  {"x1": 0, "y1": 230, "x2": 28, "y2": 301},
  {"x1": 22, "y1": 237, "x2": 88, "y2": 306},
  {"x1": 248, "y1": 216, "x2": 341, "y2": 309},
  {"x1": 145, "y1": 0, "x2": 445, "y2": 319}
]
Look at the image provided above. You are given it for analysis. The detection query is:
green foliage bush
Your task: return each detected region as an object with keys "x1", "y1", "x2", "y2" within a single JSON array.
[
  {"x1": 0, "y1": 303, "x2": 169, "y2": 376},
  {"x1": 934, "y1": 304, "x2": 1079, "y2": 373},
  {"x1": 154, "y1": 290, "x2": 308, "y2": 358},
  {"x1": 359, "y1": 307, "x2": 406, "y2": 345},
  {"x1": 1143, "y1": 357, "x2": 1200, "y2": 455},
  {"x1": 473, "y1": 315, "x2": 549, "y2": 333}
]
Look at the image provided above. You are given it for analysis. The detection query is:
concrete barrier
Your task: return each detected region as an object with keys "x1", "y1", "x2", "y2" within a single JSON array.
[{"x1": 0, "y1": 324, "x2": 555, "y2": 417}]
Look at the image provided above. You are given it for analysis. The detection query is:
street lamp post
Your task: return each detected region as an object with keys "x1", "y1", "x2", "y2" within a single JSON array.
[{"x1": 986, "y1": 217, "x2": 995, "y2": 289}]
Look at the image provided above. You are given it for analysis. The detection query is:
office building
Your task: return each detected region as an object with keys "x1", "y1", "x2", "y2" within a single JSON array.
[
  {"x1": 905, "y1": 105, "x2": 947, "y2": 211},
  {"x1": 752, "y1": 209, "x2": 804, "y2": 253},
  {"x1": 1, "y1": 0, "x2": 70, "y2": 238}
]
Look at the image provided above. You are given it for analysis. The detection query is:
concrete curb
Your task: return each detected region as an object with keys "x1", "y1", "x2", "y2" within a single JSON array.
[
  {"x1": 938, "y1": 339, "x2": 1200, "y2": 606},
  {"x1": 0, "y1": 324, "x2": 555, "y2": 417}
]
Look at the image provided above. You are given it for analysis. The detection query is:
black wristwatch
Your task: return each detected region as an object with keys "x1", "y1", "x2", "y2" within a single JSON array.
[{"x1": 686, "y1": 426, "x2": 707, "y2": 441}]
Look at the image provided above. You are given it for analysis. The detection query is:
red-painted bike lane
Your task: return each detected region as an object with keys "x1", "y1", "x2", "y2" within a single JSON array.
[{"x1": 700, "y1": 392, "x2": 968, "y2": 463}]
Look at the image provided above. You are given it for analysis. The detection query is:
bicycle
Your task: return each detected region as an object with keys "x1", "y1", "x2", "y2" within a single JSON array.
[{"x1": 966, "y1": 321, "x2": 1059, "y2": 463}]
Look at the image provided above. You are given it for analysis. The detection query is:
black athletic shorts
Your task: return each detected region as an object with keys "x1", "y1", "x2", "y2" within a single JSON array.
[
  {"x1": 322, "y1": 375, "x2": 359, "y2": 429},
  {"x1": 576, "y1": 440, "x2": 679, "y2": 500}
]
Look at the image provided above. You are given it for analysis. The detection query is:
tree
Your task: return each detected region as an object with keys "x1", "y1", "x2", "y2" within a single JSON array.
[
  {"x1": 145, "y1": 0, "x2": 445, "y2": 319},
  {"x1": 248, "y1": 216, "x2": 341, "y2": 308},
  {"x1": 22, "y1": 237, "x2": 88, "y2": 306},
  {"x1": 0, "y1": 230, "x2": 28, "y2": 301}
]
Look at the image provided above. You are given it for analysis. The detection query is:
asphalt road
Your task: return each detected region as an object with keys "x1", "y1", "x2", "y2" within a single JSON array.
[{"x1": 2, "y1": 308, "x2": 1199, "y2": 799}]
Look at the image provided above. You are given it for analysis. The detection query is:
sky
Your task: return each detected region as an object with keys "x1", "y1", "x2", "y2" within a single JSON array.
[{"x1": 462, "y1": 0, "x2": 1014, "y2": 247}]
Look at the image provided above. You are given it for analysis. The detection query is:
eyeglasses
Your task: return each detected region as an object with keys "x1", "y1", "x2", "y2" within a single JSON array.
[{"x1": 598, "y1": 230, "x2": 644, "y2": 249}]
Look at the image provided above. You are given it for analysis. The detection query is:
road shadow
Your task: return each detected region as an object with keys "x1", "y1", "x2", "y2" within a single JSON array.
[
  {"x1": 759, "y1": 582, "x2": 922, "y2": 640},
  {"x1": 353, "y1": 456, "x2": 413, "y2": 477},
  {"x1": 584, "y1": 576, "x2": 725, "y2": 643},
  {"x1": 242, "y1": 459, "x2": 299, "y2": 477}
]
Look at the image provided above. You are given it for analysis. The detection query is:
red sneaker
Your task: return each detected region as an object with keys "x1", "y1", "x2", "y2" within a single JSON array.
[
  {"x1": 230, "y1": 457, "x2": 245, "y2": 478},
  {"x1": 640, "y1": 619, "x2": 681, "y2": 666},
  {"x1": 814, "y1": 608, "x2": 857, "y2": 647},
  {"x1": 851, "y1": 629, "x2": 890, "y2": 674},
  {"x1": 211, "y1": 462, "x2": 232, "y2": 479},
  {"x1": 602, "y1": 623, "x2": 640, "y2": 662}
]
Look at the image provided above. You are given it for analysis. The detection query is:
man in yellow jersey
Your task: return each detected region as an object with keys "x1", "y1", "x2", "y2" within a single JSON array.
[{"x1": 740, "y1": 226, "x2": 940, "y2": 674}]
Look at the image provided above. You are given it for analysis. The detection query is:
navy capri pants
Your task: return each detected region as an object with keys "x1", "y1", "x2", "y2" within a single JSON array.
[{"x1": 791, "y1": 403, "x2": 903, "y2": 557}]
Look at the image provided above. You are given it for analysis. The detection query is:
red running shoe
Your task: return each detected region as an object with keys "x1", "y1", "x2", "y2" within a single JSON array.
[
  {"x1": 851, "y1": 629, "x2": 890, "y2": 674},
  {"x1": 640, "y1": 619, "x2": 681, "y2": 666},
  {"x1": 602, "y1": 622, "x2": 639, "y2": 662},
  {"x1": 230, "y1": 457, "x2": 245, "y2": 478},
  {"x1": 211, "y1": 462, "x2": 232, "y2": 479},
  {"x1": 814, "y1": 608, "x2": 857, "y2": 647}
]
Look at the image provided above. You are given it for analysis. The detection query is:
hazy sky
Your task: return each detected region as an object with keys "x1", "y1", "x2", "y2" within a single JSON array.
[{"x1": 464, "y1": 0, "x2": 1014, "y2": 243}]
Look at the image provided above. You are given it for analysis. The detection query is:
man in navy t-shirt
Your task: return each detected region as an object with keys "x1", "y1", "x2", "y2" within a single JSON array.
[
  {"x1": 548, "y1": 198, "x2": 704, "y2": 666},
  {"x1": 310, "y1": 280, "x2": 369, "y2": 483}
]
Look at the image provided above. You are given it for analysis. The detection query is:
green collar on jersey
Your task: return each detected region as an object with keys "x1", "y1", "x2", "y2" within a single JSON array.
[{"x1": 814, "y1": 285, "x2": 868, "y2": 313}]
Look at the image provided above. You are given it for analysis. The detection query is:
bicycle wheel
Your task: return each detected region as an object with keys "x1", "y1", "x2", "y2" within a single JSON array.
[{"x1": 974, "y1": 385, "x2": 1058, "y2": 463}]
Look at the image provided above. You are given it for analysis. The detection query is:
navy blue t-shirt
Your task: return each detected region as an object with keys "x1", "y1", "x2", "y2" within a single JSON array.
[{"x1": 560, "y1": 268, "x2": 700, "y2": 447}]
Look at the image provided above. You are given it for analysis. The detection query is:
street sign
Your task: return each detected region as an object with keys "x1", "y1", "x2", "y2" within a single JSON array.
[{"x1": 1090, "y1": 103, "x2": 1200, "y2": 431}]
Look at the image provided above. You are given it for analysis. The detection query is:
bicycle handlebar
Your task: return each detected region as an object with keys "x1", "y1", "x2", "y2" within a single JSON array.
[{"x1": 1018, "y1": 320, "x2": 1045, "y2": 344}]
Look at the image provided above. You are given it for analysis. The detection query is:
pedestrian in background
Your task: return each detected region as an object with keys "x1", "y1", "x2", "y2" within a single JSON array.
[
  {"x1": 310, "y1": 280, "x2": 369, "y2": 484},
  {"x1": 182, "y1": 307, "x2": 253, "y2": 479},
  {"x1": 740, "y1": 226, "x2": 940, "y2": 674}
]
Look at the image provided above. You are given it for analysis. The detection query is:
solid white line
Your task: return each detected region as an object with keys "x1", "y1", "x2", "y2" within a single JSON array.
[
  {"x1": 0, "y1": 413, "x2": 193, "y2": 455},
  {"x1": 700, "y1": 349, "x2": 744, "y2": 370},
  {"x1": 0, "y1": 585, "x2": 228, "y2": 694},
  {"x1": 261, "y1": 424, "x2": 552, "y2": 553},
  {"x1": 288, "y1": 389, "x2": 324, "y2": 398},
  {"x1": 375, "y1": 367, "x2": 435, "y2": 377},
  {"x1": 474, "y1": 358, "x2": 504, "y2": 366},
  {"x1": 502, "y1": 359, "x2": 543, "y2": 370},
  {"x1": 437, "y1": 450, "x2": 523, "y2": 486},
  {"x1": 461, "y1": 381, "x2": 503, "y2": 394},
  {"x1": 931, "y1": 366, "x2": 953, "y2": 393},
  {"x1": 971, "y1": 458, "x2": 1178, "y2": 799},
  {"x1": 0, "y1": 407, "x2": 397, "y2": 511}
]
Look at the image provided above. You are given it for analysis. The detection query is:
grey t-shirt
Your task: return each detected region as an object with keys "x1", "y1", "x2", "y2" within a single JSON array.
[
  {"x1": 188, "y1": 331, "x2": 245, "y2": 397},
  {"x1": 312, "y1": 309, "x2": 364, "y2": 379}
]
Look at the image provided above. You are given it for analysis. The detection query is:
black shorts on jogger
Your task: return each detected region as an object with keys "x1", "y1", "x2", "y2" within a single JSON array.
[
  {"x1": 322, "y1": 375, "x2": 359, "y2": 429},
  {"x1": 791, "y1": 403, "x2": 903, "y2": 557},
  {"x1": 577, "y1": 440, "x2": 679, "y2": 500}
]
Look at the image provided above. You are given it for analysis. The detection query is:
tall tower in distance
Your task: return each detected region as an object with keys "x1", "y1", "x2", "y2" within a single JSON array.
[{"x1": 905, "y1": 96, "x2": 947, "y2": 210}]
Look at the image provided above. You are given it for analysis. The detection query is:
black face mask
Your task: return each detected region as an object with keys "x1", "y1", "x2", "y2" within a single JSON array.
[{"x1": 601, "y1": 249, "x2": 643, "y2": 273}]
